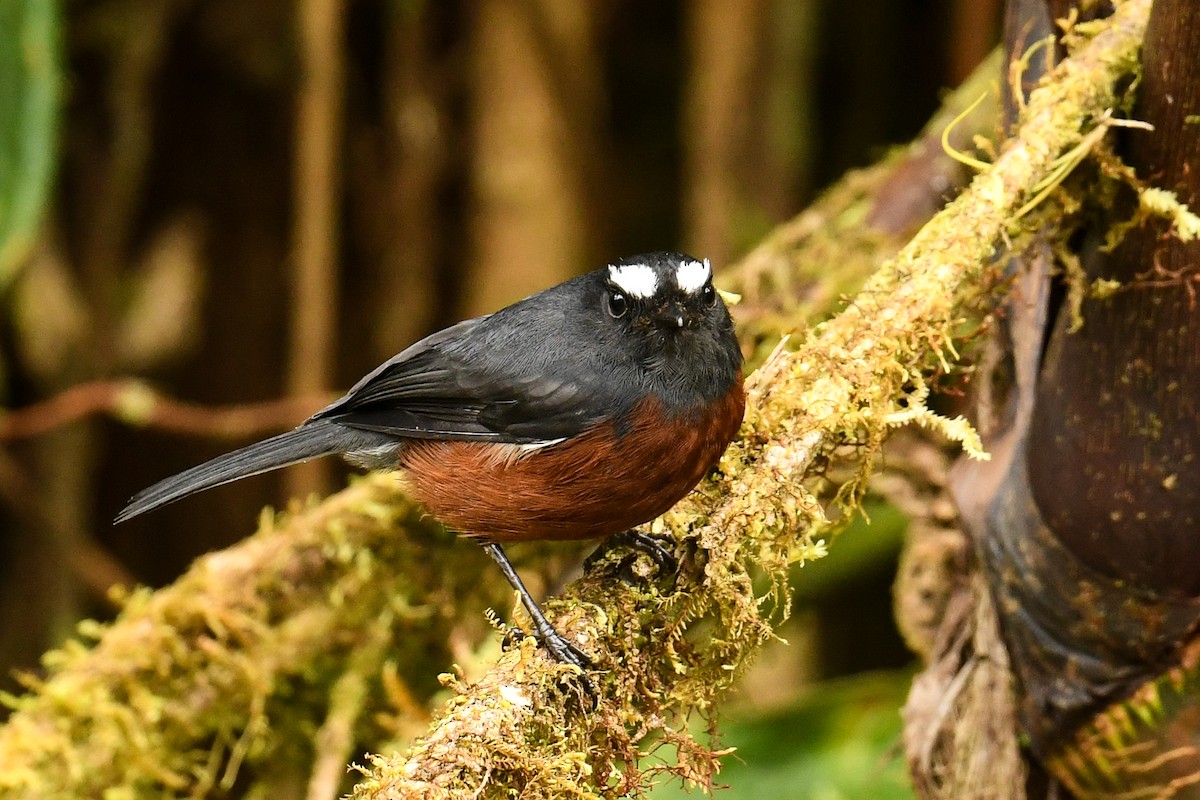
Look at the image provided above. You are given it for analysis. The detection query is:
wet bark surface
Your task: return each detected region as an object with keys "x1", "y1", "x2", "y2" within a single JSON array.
[
  {"x1": 1028, "y1": 0, "x2": 1200, "y2": 596},
  {"x1": 955, "y1": 0, "x2": 1200, "y2": 764}
]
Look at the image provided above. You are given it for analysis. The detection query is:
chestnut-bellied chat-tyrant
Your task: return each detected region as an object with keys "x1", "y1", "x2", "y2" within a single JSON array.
[{"x1": 117, "y1": 251, "x2": 745, "y2": 691}]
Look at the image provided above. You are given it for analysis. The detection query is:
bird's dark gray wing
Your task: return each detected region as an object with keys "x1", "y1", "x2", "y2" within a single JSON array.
[{"x1": 310, "y1": 316, "x2": 621, "y2": 443}]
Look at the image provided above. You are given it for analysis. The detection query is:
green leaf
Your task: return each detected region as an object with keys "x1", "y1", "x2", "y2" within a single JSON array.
[{"x1": 0, "y1": 0, "x2": 60, "y2": 286}]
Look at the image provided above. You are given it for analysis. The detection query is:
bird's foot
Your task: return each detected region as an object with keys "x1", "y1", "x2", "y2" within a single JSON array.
[
  {"x1": 482, "y1": 542, "x2": 596, "y2": 697},
  {"x1": 503, "y1": 621, "x2": 595, "y2": 696},
  {"x1": 584, "y1": 529, "x2": 679, "y2": 579}
]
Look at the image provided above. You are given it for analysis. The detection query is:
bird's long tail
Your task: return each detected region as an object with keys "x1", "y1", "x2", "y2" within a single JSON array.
[{"x1": 115, "y1": 421, "x2": 356, "y2": 523}]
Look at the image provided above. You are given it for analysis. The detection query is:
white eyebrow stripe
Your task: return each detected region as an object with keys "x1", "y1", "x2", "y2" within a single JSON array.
[
  {"x1": 675, "y1": 258, "x2": 711, "y2": 293},
  {"x1": 607, "y1": 263, "x2": 658, "y2": 299}
]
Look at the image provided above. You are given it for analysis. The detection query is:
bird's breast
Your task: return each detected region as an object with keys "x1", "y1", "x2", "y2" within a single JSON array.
[{"x1": 399, "y1": 380, "x2": 745, "y2": 542}]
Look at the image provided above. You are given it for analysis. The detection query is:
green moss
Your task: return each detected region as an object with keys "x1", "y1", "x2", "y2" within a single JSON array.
[{"x1": 0, "y1": 477, "x2": 503, "y2": 799}]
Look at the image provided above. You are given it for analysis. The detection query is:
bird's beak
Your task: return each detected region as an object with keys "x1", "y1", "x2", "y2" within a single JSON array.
[{"x1": 653, "y1": 302, "x2": 687, "y2": 329}]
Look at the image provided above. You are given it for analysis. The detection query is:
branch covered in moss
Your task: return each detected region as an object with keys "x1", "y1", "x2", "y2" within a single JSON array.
[
  {"x1": 0, "y1": 480, "x2": 510, "y2": 798},
  {"x1": 353, "y1": 1, "x2": 1152, "y2": 797},
  {"x1": 0, "y1": 2, "x2": 1151, "y2": 796}
]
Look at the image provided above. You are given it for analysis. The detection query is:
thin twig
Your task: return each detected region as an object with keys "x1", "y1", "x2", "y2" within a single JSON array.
[{"x1": 0, "y1": 379, "x2": 331, "y2": 441}]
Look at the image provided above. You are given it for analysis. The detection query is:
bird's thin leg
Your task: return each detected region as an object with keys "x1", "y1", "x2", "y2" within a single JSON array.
[{"x1": 481, "y1": 541, "x2": 594, "y2": 692}]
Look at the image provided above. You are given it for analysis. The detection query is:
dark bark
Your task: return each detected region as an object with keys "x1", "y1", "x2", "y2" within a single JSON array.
[
  {"x1": 1028, "y1": 0, "x2": 1200, "y2": 595},
  {"x1": 953, "y1": 0, "x2": 1200, "y2": 778}
]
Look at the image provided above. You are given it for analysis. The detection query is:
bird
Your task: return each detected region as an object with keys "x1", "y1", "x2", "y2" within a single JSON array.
[{"x1": 117, "y1": 251, "x2": 745, "y2": 690}]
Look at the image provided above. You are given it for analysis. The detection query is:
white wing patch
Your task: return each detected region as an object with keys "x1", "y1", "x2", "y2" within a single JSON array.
[
  {"x1": 608, "y1": 263, "x2": 658, "y2": 299},
  {"x1": 675, "y1": 257, "x2": 711, "y2": 294},
  {"x1": 519, "y1": 437, "x2": 566, "y2": 452},
  {"x1": 481, "y1": 438, "x2": 567, "y2": 468}
]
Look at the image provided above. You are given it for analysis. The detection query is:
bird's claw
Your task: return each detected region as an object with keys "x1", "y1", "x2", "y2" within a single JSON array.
[
  {"x1": 584, "y1": 529, "x2": 679, "y2": 579},
  {"x1": 501, "y1": 623, "x2": 596, "y2": 697},
  {"x1": 540, "y1": 630, "x2": 596, "y2": 695}
]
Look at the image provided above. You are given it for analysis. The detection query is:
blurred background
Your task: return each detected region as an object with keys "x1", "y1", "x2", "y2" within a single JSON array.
[{"x1": 0, "y1": 0, "x2": 1000, "y2": 795}]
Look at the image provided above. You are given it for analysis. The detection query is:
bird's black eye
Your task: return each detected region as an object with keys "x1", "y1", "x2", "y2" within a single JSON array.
[
  {"x1": 606, "y1": 290, "x2": 628, "y2": 318},
  {"x1": 701, "y1": 284, "x2": 717, "y2": 307}
]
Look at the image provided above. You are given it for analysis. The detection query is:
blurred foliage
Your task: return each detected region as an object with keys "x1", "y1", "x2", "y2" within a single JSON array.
[
  {"x1": 0, "y1": 0, "x2": 59, "y2": 286},
  {"x1": 791, "y1": 500, "x2": 907, "y2": 605},
  {"x1": 650, "y1": 671, "x2": 914, "y2": 800}
]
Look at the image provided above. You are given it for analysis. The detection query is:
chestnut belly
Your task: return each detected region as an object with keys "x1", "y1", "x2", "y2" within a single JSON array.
[{"x1": 399, "y1": 392, "x2": 743, "y2": 542}]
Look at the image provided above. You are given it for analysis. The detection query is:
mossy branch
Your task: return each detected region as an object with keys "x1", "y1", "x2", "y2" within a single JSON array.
[
  {"x1": 0, "y1": 481, "x2": 506, "y2": 798},
  {"x1": 354, "y1": 0, "x2": 1151, "y2": 796},
  {"x1": 0, "y1": 1, "x2": 1151, "y2": 797}
]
